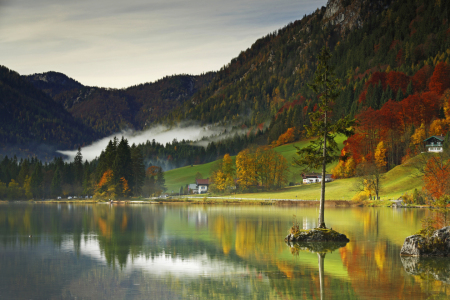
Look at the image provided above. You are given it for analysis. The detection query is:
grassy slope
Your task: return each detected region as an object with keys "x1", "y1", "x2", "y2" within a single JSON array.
[{"x1": 165, "y1": 135, "x2": 424, "y2": 200}]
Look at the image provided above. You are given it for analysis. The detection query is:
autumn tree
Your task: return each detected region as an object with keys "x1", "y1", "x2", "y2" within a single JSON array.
[
  {"x1": 423, "y1": 155, "x2": 450, "y2": 200},
  {"x1": 354, "y1": 160, "x2": 384, "y2": 200},
  {"x1": 294, "y1": 46, "x2": 354, "y2": 229},
  {"x1": 210, "y1": 154, "x2": 235, "y2": 193},
  {"x1": 94, "y1": 169, "x2": 116, "y2": 199},
  {"x1": 236, "y1": 148, "x2": 258, "y2": 191},
  {"x1": 429, "y1": 62, "x2": 450, "y2": 95}
]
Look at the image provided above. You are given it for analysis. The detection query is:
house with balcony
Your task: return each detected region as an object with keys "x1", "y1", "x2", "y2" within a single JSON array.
[{"x1": 424, "y1": 136, "x2": 445, "y2": 153}]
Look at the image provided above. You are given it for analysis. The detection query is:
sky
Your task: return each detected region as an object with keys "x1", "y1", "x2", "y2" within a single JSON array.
[{"x1": 0, "y1": 0, "x2": 327, "y2": 88}]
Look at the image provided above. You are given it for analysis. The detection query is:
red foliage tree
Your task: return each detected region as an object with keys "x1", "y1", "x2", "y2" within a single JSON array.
[
  {"x1": 412, "y1": 65, "x2": 433, "y2": 93},
  {"x1": 386, "y1": 71, "x2": 410, "y2": 95},
  {"x1": 429, "y1": 62, "x2": 450, "y2": 95},
  {"x1": 366, "y1": 72, "x2": 387, "y2": 89}
]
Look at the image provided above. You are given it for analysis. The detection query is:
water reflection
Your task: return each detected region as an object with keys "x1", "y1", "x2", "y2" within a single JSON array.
[
  {"x1": 402, "y1": 256, "x2": 450, "y2": 297},
  {"x1": 0, "y1": 203, "x2": 445, "y2": 299}
]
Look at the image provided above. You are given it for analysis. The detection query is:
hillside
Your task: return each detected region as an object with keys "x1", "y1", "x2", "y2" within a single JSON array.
[
  {"x1": 0, "y1": 66, "x2": 97, "y2": 158},
  {"x1": 164, "y1": 135, "x2": 347, "y2": 193},
  {"x1": 24, "y1": 72, "x2": 215, "y2": 136},
  {"x1": 165, "y1": 139, "x2": 424, "y2": 200}
]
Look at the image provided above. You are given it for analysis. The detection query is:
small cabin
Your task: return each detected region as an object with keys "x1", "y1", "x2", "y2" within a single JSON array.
[
  {"x1": 424, "y1": 136, "x2": 445, "y2": 153},
  {"x1": 196, "y1": 178, "x2": 210, "y2": 194},
  {"x1": 302, "y1": 173, "x2": 333, "y2": 184}
]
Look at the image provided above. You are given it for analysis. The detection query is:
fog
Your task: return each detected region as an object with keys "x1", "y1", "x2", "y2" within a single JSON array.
[{"x1": 58, "y1": 125, "x2": 232, "y2": 162}]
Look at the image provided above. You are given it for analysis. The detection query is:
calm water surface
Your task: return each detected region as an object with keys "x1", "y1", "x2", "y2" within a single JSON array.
[{"x1": 0, "y1": 203, "x2": 448, "y2": 299}]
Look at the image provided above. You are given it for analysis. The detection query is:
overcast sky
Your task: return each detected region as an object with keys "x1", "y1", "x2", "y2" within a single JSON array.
[{"x1": 0, "y1": 0, "x2": 327, "y2": 88}]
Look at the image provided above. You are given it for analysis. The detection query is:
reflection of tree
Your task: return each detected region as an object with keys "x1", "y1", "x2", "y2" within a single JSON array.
[
  {"x1": 95, "y1": 206, "x2": 145, "y2": 267},
  {"x1": 212, "y1": 216, "x2": 233, "y2": 255},
  {"x1": 234, "y1": 218, "x2": 285, "y2": 261},
  {"x1": 339, "y1": 239, "x2": 427, "y2": 299},
  {"x1": 286, "y1": 241, "x2": 347, "y2": 300}
]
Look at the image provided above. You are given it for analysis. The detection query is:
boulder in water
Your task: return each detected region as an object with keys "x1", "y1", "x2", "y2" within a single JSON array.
[{"x1": 401, "y1": 226, "x2": 450, "y2": 257}]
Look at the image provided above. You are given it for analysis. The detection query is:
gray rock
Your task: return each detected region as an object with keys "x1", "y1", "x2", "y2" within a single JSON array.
[{"x1": 401, "y1": 226, "x2": 450, "y2": 257}]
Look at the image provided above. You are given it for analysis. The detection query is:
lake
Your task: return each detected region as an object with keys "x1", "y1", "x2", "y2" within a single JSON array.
[{"x1": 0, "y1": 203, "x2": 447, "y2": 299}]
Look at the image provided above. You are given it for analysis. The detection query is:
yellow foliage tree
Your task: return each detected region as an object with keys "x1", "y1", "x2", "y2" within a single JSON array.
[
  {"x1": 345, "y1": 157, "x2": 356, "y2": 177},
  {"x1": 210, "y1": 154, "x2": 235, "y2": 193},
  {"x1": 331, "y1": 160, "x2": 346, "y2": 179},
  {"x1": 429, "y1": 118, "x2": 448, "y2": 136},
  {"x1": 236, "y1": 148, "x2": 258, "y2": 190},
  {"x1": 410, "y1": 123, "x2": 427, "y2": 152},
  {"x1": 374, "y1": 141, "x2": 387, "y2": 169},
  {"x1": 23, "y1": 175, "x2": 33, "y2": 199}
]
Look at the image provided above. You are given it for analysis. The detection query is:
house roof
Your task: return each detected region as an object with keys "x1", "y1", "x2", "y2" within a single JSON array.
[
  {"x1": 424, "y1": 135, "x2": 445, "y2": 142},
  {"x1": 188, "y1": 184, "x2": 198, "y2": 189},
  {"x1": 196, "y1": 178, "x2": 209, "y2": 185}
]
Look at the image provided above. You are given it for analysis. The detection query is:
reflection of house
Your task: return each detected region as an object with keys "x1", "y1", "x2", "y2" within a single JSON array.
[
  {"x1": 302, "y1": 173, "x2": 333, "y2": 184},
  {"x1": 424, "y1": 136, "x2": 445, "y2": 152}
]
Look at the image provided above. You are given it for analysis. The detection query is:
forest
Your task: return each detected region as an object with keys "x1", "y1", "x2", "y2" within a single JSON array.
[{"x1": 0, "y1": 137, "x2": 167, "y2": 200}]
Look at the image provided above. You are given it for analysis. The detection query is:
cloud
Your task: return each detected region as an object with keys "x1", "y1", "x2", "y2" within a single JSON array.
[
  {"x1": 57, "y1": 124, "x2": 232, "y2": 162},
  {"x1": 0, "y1": 0, "x2": 326, "y2": 88}
]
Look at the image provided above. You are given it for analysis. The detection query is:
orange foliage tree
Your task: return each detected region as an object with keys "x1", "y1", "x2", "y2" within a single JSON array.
[
  {"x1": 423, "y1": 156, "x2": 450, "y2": 200},
  {"x1": 95, "y1": 169, "x2": 116, "y2": 199},
  {"x1": 272, "y1": 127, "x2": 296, "y2": 147}
]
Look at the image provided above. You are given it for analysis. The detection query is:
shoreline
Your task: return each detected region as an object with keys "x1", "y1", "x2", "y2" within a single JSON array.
[{"x1": 1, "y1": 198, "x2": 428, "y2": 208}]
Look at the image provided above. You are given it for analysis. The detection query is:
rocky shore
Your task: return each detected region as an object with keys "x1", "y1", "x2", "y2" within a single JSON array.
[{"x1": 401, "y1": 226, "x2": 450, "y2": 257}]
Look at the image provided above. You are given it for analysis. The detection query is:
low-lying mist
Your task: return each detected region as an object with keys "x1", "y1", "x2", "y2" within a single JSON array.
[{"x1": 58, "y1": 124, "x2": 241, "y2": 162}]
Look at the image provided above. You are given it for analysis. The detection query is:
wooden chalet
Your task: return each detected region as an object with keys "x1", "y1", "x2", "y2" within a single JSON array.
[{"x1": 424, "y1": 136, "x2": 445, "y2": 153}]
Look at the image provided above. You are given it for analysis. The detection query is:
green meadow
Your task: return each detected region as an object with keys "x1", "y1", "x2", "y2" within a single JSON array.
[{"x1": 164, "y1": 135, "x2": 424, "y2": 200}]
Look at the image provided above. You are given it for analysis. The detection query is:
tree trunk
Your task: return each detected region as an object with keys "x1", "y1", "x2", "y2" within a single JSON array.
[{"x1": 319, "y1": 109, "x2": 327, "y2": 229}]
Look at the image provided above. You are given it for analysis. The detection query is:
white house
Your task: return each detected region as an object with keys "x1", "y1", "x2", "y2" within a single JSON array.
[
  {"x1": 196, "y1": 179, "x2": 210, "y2": 194},
  {"x1": 424, "y1": 136, "x2": 445, "y2": 152},
  {"x1": 302, "y1": 173, "x2": 333, "y2": 184}
]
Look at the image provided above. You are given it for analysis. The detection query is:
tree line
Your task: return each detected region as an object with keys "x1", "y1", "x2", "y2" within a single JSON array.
[{"x1": 0, "y1": 137, "x2": 167, "y2": 200}]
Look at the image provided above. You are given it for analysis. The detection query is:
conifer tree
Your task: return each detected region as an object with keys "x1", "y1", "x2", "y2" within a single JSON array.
[
  {"x1": 156, "y1": 167, "x2": 166, "y2": 193},
  {"x1": 131, "y1": 144, "x2": 145, "y2": 196},
  {"x1": 17, "y1": 159, "x2": 29, "y2": 186},
  {"x1": 74, "y1": 147, "x2": 83, "y2": 184},
  {"x1": 30, "y1": 162, "x2": 43, "y2": 199},
  {"x1": 294, "y1": 46, "x2": 354, "y2": 229},
  {"x1": 51, "y1": 167, "x2": 62, "y2": 197},
  {"x1": 113, "y1": 137, "x2": 132, "y2": 197}
]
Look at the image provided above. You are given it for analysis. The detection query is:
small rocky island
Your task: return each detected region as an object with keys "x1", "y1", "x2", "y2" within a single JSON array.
[
  {"x1": 285, "y1": 227, "x2": 350, "y2": 243},
  {"x1": 401, "y1": 226, "x2": 450, "y2": 257}
]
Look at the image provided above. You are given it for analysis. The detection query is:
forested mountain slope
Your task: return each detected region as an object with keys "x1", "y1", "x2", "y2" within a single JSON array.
[
  {"x1": 0, "y1": 66, "x2": 97, "y2": 158},
  {"x1": 160, "y1": 0, "x2": 449, "y2": 143},
  {"x1": 24, "y1": 72, "x2": 215, "y2": 136}
]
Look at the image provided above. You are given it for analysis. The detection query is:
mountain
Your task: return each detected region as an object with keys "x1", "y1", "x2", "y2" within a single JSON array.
[
  {"x1": 8, "y1": 0, "x2": 450, "y2": 168},
  {"x1": 0, "y1": 66, "x2": 97, "y2": 158},
  {"x1": 24, "y1": 72, "x2": 215, "y2": 136}
]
